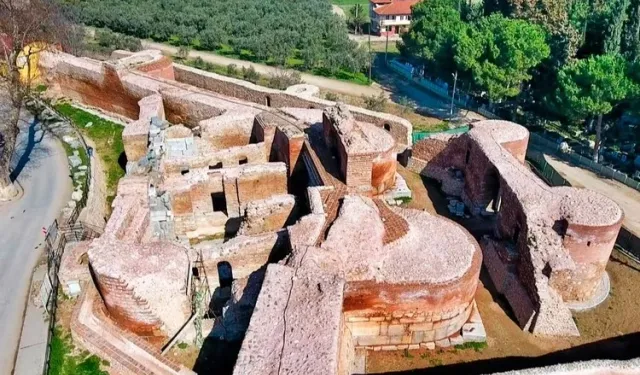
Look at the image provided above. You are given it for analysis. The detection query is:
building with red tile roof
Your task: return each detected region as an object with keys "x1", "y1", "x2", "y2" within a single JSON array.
[{"x1": 369, "y1": 0, "x2": 419, "y2": 36}]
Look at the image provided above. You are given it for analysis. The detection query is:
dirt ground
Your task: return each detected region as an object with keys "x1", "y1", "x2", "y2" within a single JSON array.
[{"x1": 368, "y1": 168, "x2": 640, "y2": 374}]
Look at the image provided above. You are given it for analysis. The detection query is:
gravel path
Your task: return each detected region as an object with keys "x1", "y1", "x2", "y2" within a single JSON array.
[{"x1": 142, "y1": 41, "x2": 384, "y2": 97}]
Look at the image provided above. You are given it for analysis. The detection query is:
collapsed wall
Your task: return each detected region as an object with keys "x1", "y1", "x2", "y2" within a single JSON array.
[
  {"x1": 234, "y1": 195, "x2": 485, "y2": 374},
  {"x1": 87, "y1": 176, "x2": 191, "y2": 337},
  {"x1": 410, "y1": 120, "x2": 624, "y2": 336}
]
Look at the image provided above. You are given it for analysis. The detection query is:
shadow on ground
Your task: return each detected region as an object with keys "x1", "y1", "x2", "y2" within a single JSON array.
[{"x1": 372, "y1": 332, "x2": 640, "y2": 375}]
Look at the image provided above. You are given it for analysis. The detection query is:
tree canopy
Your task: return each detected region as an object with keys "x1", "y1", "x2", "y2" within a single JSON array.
[
  {"x1": 455, "y1": 14, "x2": 550, "y2": 101},
  {"x1": 401, "y1": 0, "x2": 465, "y2": 77},
  {"x1": 67, "y1": 0, "x2": 365, "y2": 72},
  {"x1": 555, "y1": 54, "x2": 631, "y2": 120}
]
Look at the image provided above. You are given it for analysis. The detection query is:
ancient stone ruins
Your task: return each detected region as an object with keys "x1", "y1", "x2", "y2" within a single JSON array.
[{"x1": 42, "y1": 49, "x2": 624, "y2": 374}]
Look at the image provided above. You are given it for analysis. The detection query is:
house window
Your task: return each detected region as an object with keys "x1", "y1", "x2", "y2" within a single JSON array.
[
  {"x1": 239, "y1": 157, "x2": 248, "y2": 165},
  {"x1": 209, "y1": 162, "x2": 223, "y2": 170},
  {"x1": 211, "y1": 192, "x2": 227, "y2": 214}
]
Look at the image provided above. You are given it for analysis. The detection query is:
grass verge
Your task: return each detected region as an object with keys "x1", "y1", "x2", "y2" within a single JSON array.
[
  {"x1": 54, "y1": 103, "x2": 125, "y2": 208},
  {"x1": 49, "y1": 327, "x2": 109, "y2": 375}
]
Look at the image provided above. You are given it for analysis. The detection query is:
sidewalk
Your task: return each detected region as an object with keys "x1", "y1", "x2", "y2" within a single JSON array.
[{"x1": 14, "y1": 263, "x2": 49, "y2": 375}]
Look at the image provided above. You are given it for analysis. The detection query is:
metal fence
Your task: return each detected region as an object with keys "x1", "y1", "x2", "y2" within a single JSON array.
[
  {"x1": 37, "y1": 99, "x2": 102, "y2": 375},
  {"x1": 412, "y1": 125, "x2": 470, "y2": 144},
  {"x1": 529, "y1": 133, "x2": 640, "y2": 192}
]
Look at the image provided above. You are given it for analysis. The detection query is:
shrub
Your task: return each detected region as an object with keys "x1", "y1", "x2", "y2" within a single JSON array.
[
  {"x1": 266, "y1": 69, "x2": 302, "y2": 90},
  {"x1": 192, "y1": 57, "x2": 206, "y2": 69},
  {"x1": 242, "y1": 65, "x2": 260, "y2": 83},
  {"x1": 177, "y1": 45, "x2": 191, "y2": 59},
  {"x1": 227, "y1": 64, "x2": 238, "y2": 77},
  {"x1": 362, "y1": 92, "x2": 387, "y2": 112},
  {"x1": 325, "y1": 92, "x2": 340, "y2": 102},
  {"x1": 95, "y1": 28, "x2": 142, "y2": 52}
]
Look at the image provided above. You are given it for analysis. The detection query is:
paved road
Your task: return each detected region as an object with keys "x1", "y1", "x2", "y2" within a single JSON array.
[
  {"x1": 0, "y1": 109, "x2": 72, "y2": 374},
  {"x1": 537, "y1": 151, "x2": 640, "y2": 238},
  {"x1": 143, "y1": 41, "x2": 383, "y2": 97}
]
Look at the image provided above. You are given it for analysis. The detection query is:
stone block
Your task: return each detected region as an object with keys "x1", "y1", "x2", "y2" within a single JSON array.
[
  {"x1": 411, "y1": 331, "x2": 423, "y2": 344},
  {"x1": 379, "y1": 323, "x2": 388, "y2": 336},
  {"x1": 349, "y1": 321, "x2": 380, "y2": 337},
  {"x1": 421, "y1": 329, "x2": 435, "y2": 342},
  {"x1": 387, "y1": 324, "x2": 405, "y2": 336},
  {"x1": 435, "y1": 338, "x2": 451, "y2": 348},
  {"x1": 408, "y1": 344, "x2": 420, "y2": 350},
  {"x1": 400, "y1": 316, "x2": 425, "y2": 324},
  {"x1": 68, "y1": 155, "x2": 82, "y2": 168},
  {"x1": 450, "y1": 334, "x2": 464, "y2": 347},
  {"x1": 462, "y1": 322, "x2": 486, "y2": 343},
  {"x1": 347, "y1": 316, "x2": 369, "y2": 323},
  {"x1": 381, "y1": 345, "x2": 397, "y2": 351},
  {"x1": 435, "y1": 325, "x2": 449, "y2": 341},
  {"x1": 420, "y1": 342, "x2": 436, "y2": 350},
  {"x1": 357, "y1": 335, "x2": 389, "y2": 347},
  {"x1": 408, "y1": 322, "x2": 433, "y2": 332}
]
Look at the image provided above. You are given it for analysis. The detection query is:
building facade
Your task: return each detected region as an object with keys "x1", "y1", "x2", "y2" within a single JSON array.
[{"x1": 369, "y1": 0, "x2": 418, "y2": 36}]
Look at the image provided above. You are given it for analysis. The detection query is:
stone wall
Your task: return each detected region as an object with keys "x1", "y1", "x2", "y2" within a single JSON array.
[
  {"x1": 240, "y1": 194, "x2": 296, "y2": 235},
  {"x1": 173, "y1": 63, "x2": 412, "y2": 149},
  {"x1": 410, "y1": 120, "x2": 624, "y2": 336},
  {"x1": 223, "y1": 163, "x2": 288, "y2": 218}
]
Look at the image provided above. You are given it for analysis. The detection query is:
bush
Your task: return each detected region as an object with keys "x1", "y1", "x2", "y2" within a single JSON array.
[
  {"x1": 266, "y1": 69, "x2": 302, "y2": 90},
  {"x1": 192, "y1": 57, "x2": 206, "y2": 69},
  {"x1": 242, "y1": 65, "x2": 260, "y2": 83},
  {"x1": 227, "y1": 64, "x2": 238, "y2": 77},
  {"x1": 362, "y1": 92, "x2": 387, "y2": 112},
  {"x1": 95, "y1": 28, "x2": 142, "y2": 52},
  {"x1": 325, "y1": 92, "x2": 340, "y2": 102},
  {"x1": 177, "y1": 45, "x2": 191, "y2": 59}
]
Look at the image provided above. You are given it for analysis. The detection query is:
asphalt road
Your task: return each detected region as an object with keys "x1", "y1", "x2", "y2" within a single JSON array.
[{"x1": 0, "y1": 112, "x2": 71, "y2": 374}]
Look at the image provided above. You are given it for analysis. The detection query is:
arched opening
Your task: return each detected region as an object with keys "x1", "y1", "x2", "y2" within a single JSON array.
[
  {"x1": 181, "y1": 169, "x2": 190, "y2": 175},
  {"x1": 383, "y1": 123, "x2": 391, "y2": 132},
  {"x1": 118, "y1": 151, "x2": 128, "y2": 171},
  {"x1": 217, "y1": 261, "x2": 233, "y2": 288},
  {"x1": 553, "y1": 219, "x2": 568, "y2": 238},
  {"x1": 486, "y1": 168, "x2": 500, "y2": 212},
  {"x1": 239, "y1": 157, "x2": 248, "y2": 165},
  {"x1": 265, "y1": 95, "x2": 272, "y2": 107},
  {"x1": 209, "y1": 162, "x2": 223, "y2": 170}
]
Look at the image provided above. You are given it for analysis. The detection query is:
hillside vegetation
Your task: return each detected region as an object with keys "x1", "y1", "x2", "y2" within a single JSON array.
[{"x1": 67, "y1": 0, "x2": 368, "y2": 74}]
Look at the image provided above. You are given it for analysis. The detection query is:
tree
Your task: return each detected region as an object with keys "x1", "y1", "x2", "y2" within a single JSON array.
[
  {"x1": 348, "y1": 4, "x2": 367, "y2": 35},
  {"x1": 623, "y1": 0, "x2": 640, "y2": 61},
  {"x1": 0, "y1": 0, "x2": 73, "y2": 199},
  {"x1": 454, "y1": 14, "x2": 550, "y2": 101},
  {"x1": 603, "y1": 0, "x2": 631, "y2": 54},
  {"x1": 555, "y1": 54, "x2": 631, "y2": 162},
  {"x1": 401, "y1": 0, "x2": 464, "y2": 77}
]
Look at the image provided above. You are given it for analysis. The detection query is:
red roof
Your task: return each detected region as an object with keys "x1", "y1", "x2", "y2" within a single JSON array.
[{"x1": 373, "y1": 0, "x2": 419, "y2": 15}]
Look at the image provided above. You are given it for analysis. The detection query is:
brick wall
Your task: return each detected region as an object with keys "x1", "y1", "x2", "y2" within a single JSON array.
[
  {"x1": 173, "y1": 64, "x2": 412, "y2": 148},
  {"x1": 92, "y1": 272, "x2": 163, "y2": 336},
  {"x1": 223, "y1": 163, "x2": 288, "y2": 218}
]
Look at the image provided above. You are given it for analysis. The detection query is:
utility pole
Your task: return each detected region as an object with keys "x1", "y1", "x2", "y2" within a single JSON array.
[
  {"x1": 450, "y1": 70, "x2": 458, "y2": 117},
  {"x1": 368, "y1": 24, "x2": 372, "y2": 83},
  {"x1": 385, "y1": 32, "x2": 389, "y2": 65}
]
